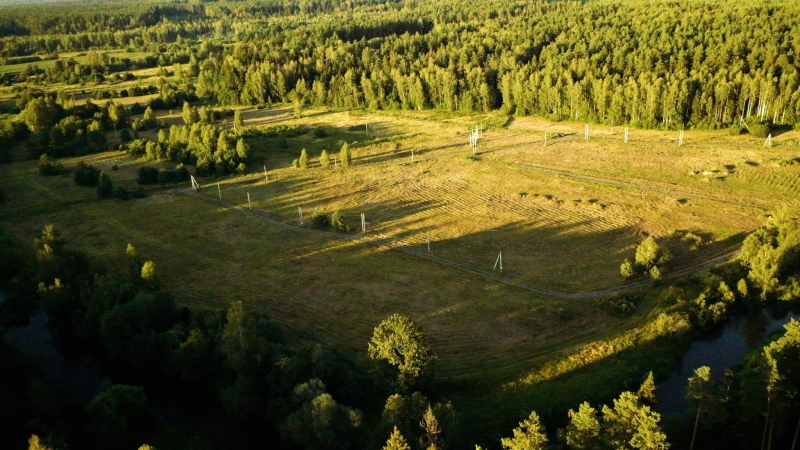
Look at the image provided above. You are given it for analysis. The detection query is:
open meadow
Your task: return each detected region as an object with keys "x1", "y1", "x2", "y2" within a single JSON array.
[{"x1": 3, "y1": 106, "x2": 799, "y2": 386}]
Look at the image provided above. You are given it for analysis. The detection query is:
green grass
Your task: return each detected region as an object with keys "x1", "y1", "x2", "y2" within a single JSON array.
[
  {"x1": 0, "y1": 50, "x2": 152, "y2": 75},
  {"x1": 2, "y1": 107, "x2": 799, "y2": 437}
]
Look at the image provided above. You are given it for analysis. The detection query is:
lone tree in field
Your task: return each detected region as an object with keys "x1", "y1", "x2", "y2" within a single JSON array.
[
  {"x1": 368, "y1": 313, "x2": 436, "y2": 390},
  {"x1": 319, "y1": 149, "x2": 330, "y2": 168},
  {"x1": 636, "y1": 236, "x2": 671, "y2": 270},
  {"x1": 501, "y1": 410, "x2": 548, "y2": 450},
  {"x1": 299, "y1": 148, "x2": 309, "y2": 169},
  {"x1": 96, "y1": 171, "x2": 113, "y2": 199},
  {"x1": 234, "y1": 109, "x2": 244, "y2": 129},
  {"x1": 622, "y1": 236, "x2": 671, "y2": 280},
  {"x1": 340, "y1": 142, "x2": 352, "y2": 167}
]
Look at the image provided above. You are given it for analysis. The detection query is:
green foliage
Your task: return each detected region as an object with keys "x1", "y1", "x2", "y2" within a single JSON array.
[
  {"x1": 339, "y1": 142, "x2": 352, "y2": 167},
  {"x1": 73, "y1": 161, "x2": 100, "y2": 186},
  {"x1": 85, "y1": 384, "x2": 151, "y2": 450},
  {"x1": 620, "y1": 259, "x2": 635, "y2": 278},
  {"x1": 140, "y1": 261, "x2": 156, "y2": 282},
  {"x1": 368, "y1": 313, "x2": 436, "y2": 390},
  {"x1": 281, "y1": 379, "x2": 362, "y2": 449},
  {"x1": 299, "y1": 148, "x2": 309, "y2": 169},
  {"x1": 564, "y1": 402, "x2": 601, "y2": 449},
  {"x1": 28, "y1": 435, "x2": 52, "y2": 450},
  {"x1": 310, "y1": 208, "x2": 331, "y2": 229},
  {"x1": 331, "y1": 210, "x2": 349, "y2": 232},
  {"x1": 686, "y1": 366, "x2": 713, "y2": 403},
  {"x1": 635, "y1": 237, "x2": 671, "y2": 270},
  {"x1": 319, "y1": 149, "x2": 330, "y2": 168},
  {"x1": 234, "y1": 109, "x2": 244, "y2": 129},
  {"x1": 383, "y1": 426, "x2": 411, "y2": 450},
  {"x1": 748, "y1": 123, "x2": 771, "y2": 139},
  {"x1": 137, "y1": 166, "x2": 159, "y2": 184},
  {"x1": 37, "y1": 154, "x2": 63, "y2": 175},
  {"x1": 500, "y1": 410, "x2": 548, "y2": 450},
  {"x1": 637, "y1": 372, "x2": 658, "y2": 407},
  {"x1": 96, "y1": 171, "x2": 113, "y2": 199},
  {"x1": 739, "y1": 210, "x2": 800, "y2": 299},
  {"x1": 312, "y1": 127, "x2": 327, "y2": 138},
  {"x1": 600, "y1": 392, "x2": 668, "y2": 450}
]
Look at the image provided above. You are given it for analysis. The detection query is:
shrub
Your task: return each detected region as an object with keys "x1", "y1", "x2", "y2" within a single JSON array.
[
  {"x1": 96, "y1": 171, "x2": 113, "y2": 198},
  {"x1": 748, "y1": 123, "x2": 770, "y2": 138},
  {"x1": 137, "y1": 166, "x2": 159, "y2": 184},
  {"x1": 339, "y1": 142, "x2": 352, "y2": 167},
  {"x1": 311, "y1": 208, "x2": 331, "y2": 229},
  {"x1": 299, "y1": 148, "x2": 309, "y2": 169},
  {"x1": 111, "y1": 163, "x2": 119, "y2": 171},
  {"x1": 620, "y1": 259, "x2": 636, "y2": 278},
  {"x1": 292, "y1": 158, "x2": 299, "y2": 168},
  {"x1": 727, "y1": 126, "x2": 745, "y2": 136},
  {"x1": 331, "y1": 210, "x2": 349, "y2": 232},
  {"x1": 319, "y1": 149, "x2": 330, "y2": 168},
  {"x1": 312, "y1": 127, "x2": 327, "y2": 138},
  {"x1": 38, "y1": 154, "x2": 63, "y2": 175},
  {"x1": 74, "y1": 161, "x2": 100, "y2": 186}
]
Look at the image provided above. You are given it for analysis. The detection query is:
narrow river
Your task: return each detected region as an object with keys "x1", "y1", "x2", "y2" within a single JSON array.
[{"x1": 656, "y1": 305, "x2": 800, "y2": 415}]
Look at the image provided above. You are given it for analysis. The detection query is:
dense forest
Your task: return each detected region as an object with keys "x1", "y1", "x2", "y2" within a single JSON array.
[
  {"x1": 3, "y1": 0, "x2": 800, "y2": 449},
  {"x1": 1, "y1": 0, "x2": 800, "y2": 130}
]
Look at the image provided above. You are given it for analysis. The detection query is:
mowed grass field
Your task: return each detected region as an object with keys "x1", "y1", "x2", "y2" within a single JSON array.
[{"x1": 2, "y1": 106, "x2": 799, "y2": 385}]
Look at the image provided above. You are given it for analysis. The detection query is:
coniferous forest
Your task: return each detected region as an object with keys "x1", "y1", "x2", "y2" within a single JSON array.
[{"x1": 3, "y1": 0, "x2": 800, "y2": 449}]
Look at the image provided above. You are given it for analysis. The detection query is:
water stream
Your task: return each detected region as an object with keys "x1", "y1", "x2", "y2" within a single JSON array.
[{"x1": 656, "y1": 305, "x2": 800, "y2": 415}]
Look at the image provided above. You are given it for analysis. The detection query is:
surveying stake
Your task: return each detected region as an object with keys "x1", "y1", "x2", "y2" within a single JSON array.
[
  {"x1": 361, "y1": 213, "x2": 366, "y2": 234},
  {"x1": 217, "y1": 183, "x2": 221, "y2": 199},
  {"x1": 624, "y1": 127, "x2": 629, "y2": 144},
  {"x1": 764, "y1": 134, "x2": 772, "y2": 147},
  {"x1": 298, "y1": 207, "x2": 304, "y2": 225},
  {"x1": 247, "y1": 192, "x2": 251, "y2": 210},
  {"x1": 493, "y1": 251, "x2": 503, "y2": 272},
  {"x1": 679, "y1": 130, "x2": 684, "y2": 146},
  {"x1": 190, "y1": 175, "x2": 200, "y2": 192},
  {"x1": 584, "y1": 124, "x2": 589, "y2": 140},
  {"x1": 427, "y1": 231, "x2": 431, "y2": 253},
  {"x1": 264, "y1": 165, "x2": 268, "y2": 181}
]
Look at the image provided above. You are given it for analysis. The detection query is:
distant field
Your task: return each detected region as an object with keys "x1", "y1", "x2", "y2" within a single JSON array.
[{"x1": 0, "y1": 50, "x2": 151, "y2": 75}]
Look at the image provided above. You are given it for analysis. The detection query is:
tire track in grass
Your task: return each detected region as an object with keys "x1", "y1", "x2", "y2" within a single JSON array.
[{"x1": 181, "y1": 188, "x2": 740, "y2": 300}]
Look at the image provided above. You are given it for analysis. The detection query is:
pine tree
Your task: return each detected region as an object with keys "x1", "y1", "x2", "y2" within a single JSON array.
[
  {"x1": 96, "y1": 171, "x2": 113, "y2": 199},
  {"x1": 501, "y1": 410, "x2": 548, "y2": 450},
  {"x1": 299, "y1": 148, "x2": 309, "y2": 169},
  {"x1": 340, "y1": 142, "x2": 352, "y2": 167},
  {"x1": 234, "y1": 109, "x2": 244, "y2": 130},
  {"x1": 638, "y1": 371, "x2": 658, "y2": 406},
  {"x1": 319, "y1": 149, "x2": 330, "y2": 168},
  {"x1": 419, "y1": 406, "x2": 442, "y2": 449},
  {"x1": 141, "y1": 261, "x2": 157, "y2": 286},
  {"x1": 383, "y1": 426, "x2": 411, "y2": 450},
  {"x1": 565, "y1": 402, "x2": 601, "y2": 449}
]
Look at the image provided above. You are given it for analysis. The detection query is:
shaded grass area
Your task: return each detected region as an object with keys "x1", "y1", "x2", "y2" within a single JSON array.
[{"x1": 1, "y1": 183, "x2": 620, "y2": 382}]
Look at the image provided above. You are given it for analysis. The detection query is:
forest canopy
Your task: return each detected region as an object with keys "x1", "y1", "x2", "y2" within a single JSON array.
[{"x1": 1, "y1": 0, "x2": 799, "y2": 130}]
